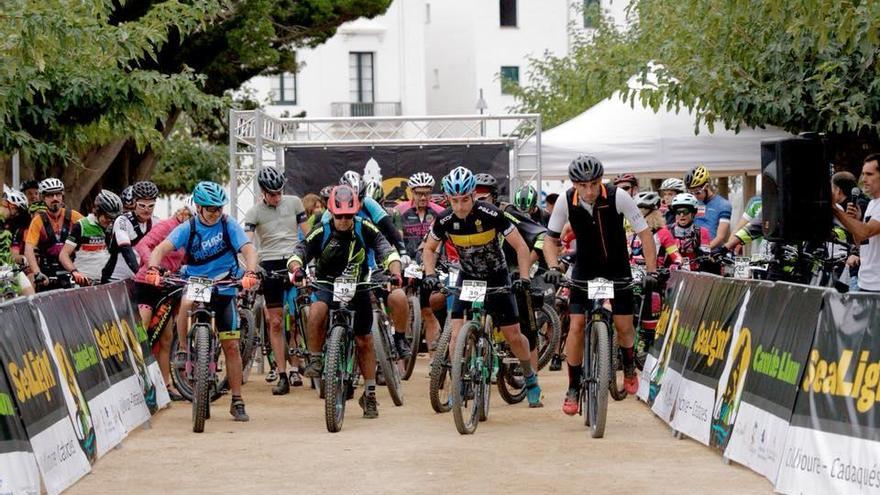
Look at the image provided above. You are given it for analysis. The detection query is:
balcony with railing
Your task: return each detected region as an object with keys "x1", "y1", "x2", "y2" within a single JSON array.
[{"x1": 330, "y1": 101, "x2": 401, "y2": 117}]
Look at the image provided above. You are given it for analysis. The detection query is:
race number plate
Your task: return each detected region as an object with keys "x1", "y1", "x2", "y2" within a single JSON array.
[
  {"x1": 734, "y1": 257, "x2": 750, "y2": 279},
  {"x1": 333, "y1": 276, "x2": 357, "y2": 303},
  {"x1": 404, "y1": 264, "x2": 423, "y2": 280},
  {"x1": 588, "y1": 278, "x2": 614, "y2": 300},
  {"x1": 186, "y1": 277, "x2": 213, "y2": 303},
  {"x1": 460, "y1": 280, "x2": 487, "y2": 302}
]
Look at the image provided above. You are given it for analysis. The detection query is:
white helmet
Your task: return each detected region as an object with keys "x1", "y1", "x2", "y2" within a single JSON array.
[
  {"x1": 660, "y1": 178, "x2": 686, "y2": 193},
  {"x1": 671, "y1": 192, "x2": 700, "y2": 211},
  {"x1": 407, "y1": 172, "x2": 435, "y2": 189},
  {"x1": 635, "y1": 191, "x2": 661, "y2": 210},
  {"x1": 183, "y1": 195, "x2": 196, "y2": 215},
  {"x1": 38, "y1": 178, "x2": 64, "y2": 195},
  {"x1": 3, "y1": 189, "x2": 28, "y2": 210}
]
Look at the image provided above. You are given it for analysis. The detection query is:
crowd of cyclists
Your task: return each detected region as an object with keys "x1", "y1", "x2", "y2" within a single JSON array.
[{"x1": 0, "y1": 152, "x2": 860, "y2": 430}]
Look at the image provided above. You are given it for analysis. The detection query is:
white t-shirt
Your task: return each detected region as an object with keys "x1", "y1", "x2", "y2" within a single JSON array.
[
  {"x1": 858, "y1": 198, "x2": 880, "y2": 291},
  {"x1": 108, "y1": 213, "x2": 158, "y2": 281}
]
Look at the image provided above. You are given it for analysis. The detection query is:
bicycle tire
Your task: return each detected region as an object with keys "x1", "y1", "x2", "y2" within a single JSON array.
[
  {"x1": 587, "y1": 320, "x2": 610, "y2": 438},
  {"x1": 609, "y1": 329, "x2": 627, "y2": 401},
  {"x1": 192, "y1": 324, "x2": 212, "y2": 433},
  {"x1": 428, "y1": 319, "x2": 453, "y2": 413},
  {"x1": 171, "y1": 333, "x2": 225, "y2": 403},
  {"x1": 536, "y1": 302, "x2": 562, "y2": 370},
  {"x1": 238, "y1": 308, "x2": 257, "y2": 384},
  {"x1": 324, "y1": 325, "x2": 349, "y2": 433},
  {"x1": 402, "y1": 294, "x2": 422, "y2": 381},
  {"x1": 372, "y1": 314, "x2": 404, "y2": 406},
  {"x1": 477, "y1": 337, "x2": 491, "y2": 422},
  {"x1": 451, "y1": 322, "x2": 482, "y2": 435},
  {"x1": 497, "y1": 362, "x2": 526, "y2": 405}
]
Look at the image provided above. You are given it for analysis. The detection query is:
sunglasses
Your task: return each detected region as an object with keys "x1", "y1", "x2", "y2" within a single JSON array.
[
  {"x1": 675, "y1": 209, "x2": 693, "y2": 216},
  {"x1": 202, "y1": 206, "x2": 222, "y2": 214},
  {"x1": 412, "y1": 190, "x2": 431, "y2": 197},
  {"x1": 334, "y1": 214, "x2": 354, "y2": 220},
  {"x1": 688, "y1": 187, "x2": 706, "y2": 195},
  {"x1": 618, "y1": 185, "x2": 632, "y2": 192},
  {"x1": 136, "y1": 202, "x2": 156, "y2": 210}
]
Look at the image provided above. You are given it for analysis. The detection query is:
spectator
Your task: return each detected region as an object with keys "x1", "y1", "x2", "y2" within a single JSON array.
[
  {"x1": 20, "y1": 180, "x2": 40, "y2": 205},
  {"x1": 685, "y1": 165, "x2": 732, "y2": 249},
  {"x1": 834, "y1": 154, "x2": 880, "y2": 292},
  {"x1": 302, "y1": 192, "x2": 324, "y2": 235},
  {"x1": 545, "y1": 193, "x2": 559, "y2": 217}
]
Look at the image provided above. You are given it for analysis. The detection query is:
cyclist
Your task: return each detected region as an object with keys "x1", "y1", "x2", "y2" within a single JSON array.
[
  {"x1": 59, "y1": 190, "x2": 123, "y2": 286},
  {"x1": 4, "y1": 189, "x2": 31, "y2": 266},
  {"x1": 287, "y1": 185, "x2": 403, "y2": 419},
  {"x1": 613, "y1": 173, "x2": 639, "y2": 198},
  {"x1": 105, "y1": 181, "x2": 160, "y2": 283},
  {"x1": 20, "y1": 180, "x2": 40, "y2": 206},
  {"x1": 337, "y1": 171, "x2": 413, "y2": 359},
  {"x1": 0, "y1": 199, "x2": 34, "y2": 297},
  {"x1": 513, "y1": 185, "x2": 550, "y2": 226},
  {"x1": 243, "y1": 167, "x2": 310, "y2": 395},
  {"x1": 630, "y1": 191, "x2": 666, "y2": 261},
  {"x1": 146, "y1": 181, "x2": 259, "y2": 422},
  {"x1": 656, "y1": 193, "x2": 709, "y2": 271},
  {"x1": 542, "y1": 155, "x2": 657, "y2": 411},
  {"x1": 133, "y1": 198, "x2": 195, "y2": 401},
  {"x1": 658, "y1": 178, "x2": 685, "y2": 226},
  {"x1": 685, "y1": 165, "x2": 731, "y2": 249},
  {"x1": 422, "y1": 166, "x2": 544, "y2": 408},
  {"x1": 120, "y1": 186, "x2": 136, "y2": 213},
  {"x1": 25, "y1": 178, "x2": 83, "y2": 291}
]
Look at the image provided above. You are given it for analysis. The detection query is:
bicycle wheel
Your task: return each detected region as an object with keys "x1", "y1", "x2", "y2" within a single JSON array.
[
  {"x1": 192, "y1": 324, "x2": 212, "y2": 433},
  {"x1": 238, "y1": 308, "x2": 257, "y2": 384},
  {"x1": 477, "y1": 337, "x2": 492, "y2": 422},
  {"x1": 428, "y1": 319, "x2": 453, "y2": 413},
  {"x1": 536, "y1": 302, "x2": 562, "y2": 370},
  {"x1": 372, "y1": 314, "x2": 404, "y2": 406},
  {"x1": 497, "y1": 362, "x2": 526, "y2": 404},
  {"x1": 586, "y1": 320, "x2": 610, "y2": 438},
  {"x1": 402, "y1": 294, "x2": 422, "y2": 381},
  {"x1": 324, "y1": 325, "x2": 349, "y2": 433},
  {"x1": 451, "y1": 322, "x2": 482, "y2": 434},
  {"x1": 171, "y1": 332, "x2": 225, "y2": 403},
  {"x1": 609, "y1": 329, "x2": 627, "y2": 401}
]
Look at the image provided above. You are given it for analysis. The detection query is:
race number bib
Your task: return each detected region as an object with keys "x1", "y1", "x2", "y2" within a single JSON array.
[
  {"x1": 333, "y1": 276, "x2": 357, "y2": 303},
  {"x1": 587, "y1": 278, "x2": 614, "y2": 300},
  {"x1": 186, "y1": 277, "x2": 213, "y2": 303},
  {"x1": 734, "y1": 257, "x2": 750, "y2": 279},
  {"x1": 460, "y1": 280, "x2": 487, "y2": 302},
  {"x1": 404, "y1": 264, "x2": 423, "y2": 280}
]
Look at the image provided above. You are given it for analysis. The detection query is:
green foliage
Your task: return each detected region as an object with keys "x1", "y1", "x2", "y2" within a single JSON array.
[{"x1": 152, "y1": 128, "x2": 229, "y2": 195}]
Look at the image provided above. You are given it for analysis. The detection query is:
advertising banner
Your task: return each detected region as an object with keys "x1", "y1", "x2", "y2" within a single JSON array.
[
  {"x1": 775, "y1": 292, "x2": 880, "y2": 494},
  {"x1": 0, "y1": 339, "x2": 40, "y2": 495}
]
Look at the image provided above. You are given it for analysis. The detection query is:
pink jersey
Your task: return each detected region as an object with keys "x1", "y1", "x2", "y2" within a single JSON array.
[
  {"x1": 134, "y1": 217, "x2": 186, "y2": 283},
  {"x1": 656, "y1": 224, "x2": 710, "y2": 270}
]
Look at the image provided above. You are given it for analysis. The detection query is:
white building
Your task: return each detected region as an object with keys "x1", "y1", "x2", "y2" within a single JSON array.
[{"x1": 243, "y1": 0, "x2": 625, "y2": 119}]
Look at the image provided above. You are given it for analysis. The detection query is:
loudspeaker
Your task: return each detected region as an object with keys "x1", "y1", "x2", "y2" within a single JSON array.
[{"x1": 761, "y1": 137, "x2": 831, "y2": 242}]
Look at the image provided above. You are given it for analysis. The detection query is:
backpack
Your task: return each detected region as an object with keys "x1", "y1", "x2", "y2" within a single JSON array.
[{"x1": 185, "y1": 215, "x2": 233, "y2": 266}]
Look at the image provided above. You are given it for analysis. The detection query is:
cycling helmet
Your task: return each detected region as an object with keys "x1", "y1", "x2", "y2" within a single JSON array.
[
  {"x1": 365, "y1": 180, "x2": 384, "y2": 202},
  {"x1": 132, "y1": 180, "x2": 159, "y2": 200},
  {"x1": 328, "y1": 185, "x2": 360, "y2": 216},
  {"x1": 94, "y1": 190, "x2": 123, "y2": 217},
  {"x1": 407, "y1": 172, "x2": 435, "y2": 190},
  {"x1": 3, "y1": 189, "x2": 28, "y2": 210},
  {"x1": 684, "y1": 165, "x2": 710, "y2": 189},
  {"x1": 320, "y1": 185, "x2": 334, "y2": 202},
  {"x1": 192, "y1": 181, "x2": 228, "y2": 207},
  {"x1": 514, "y1": 185, "x2": 538, "y2": 210},
  {"x1": 183, "y1": 195, "x2": 196, "y2": 215},
  {"x1": 340, "y1": 170, "x2": 365, "y2": 200},
  {"x1": 659, "y1": 178, "x2": 685, "y2": 193},
  {"x1": 257, "y1": 166, "x2": 285, "y2": 192},
  {"x1": 20, "y1": 179, "x2": 39, "y2": 191},
  {"x1": 474, "y1": 173, "x2": 498, "y2": 192},
  {"x1": 671, "y1": 193, "x2": 700, "y2": 212},
  {"x1": 635, "y1": 191, "x2": 661, "y2": 210},
  {"x1": 120, "y1": 186, "x2": 135, "y2": 207},
  {"x1": 38, "y1": 178, "x2": 64, "y2": 195},
  {"x1": 568, "y1": 155, "x2": 604, "y2": 182},
  {"x1": 442, "y1": 166, "x2": 476, "y2": 195},
  {"x1": 613, "y1": 173, "x2": 639, "y2": 187}
]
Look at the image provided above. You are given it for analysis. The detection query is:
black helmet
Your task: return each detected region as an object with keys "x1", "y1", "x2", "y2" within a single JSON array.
[
  {"x1": 95, "y1": 190, "x2": 123, "y2": 218},
  {"x1": 474, "y1": 173, "x2": 498, "y2": 192},
  {"x1": 132, "y1": 180, "x2": 159, "y2": 200},
  {"x1": 257, "y1": 167, "x2": 285, "y2": 192},
  {"x1": 568, "y1": 155, "x2": 604, "y2": 182},
  {"x1": 20, "y1": 179, "x2": 39, "y2": 191}
]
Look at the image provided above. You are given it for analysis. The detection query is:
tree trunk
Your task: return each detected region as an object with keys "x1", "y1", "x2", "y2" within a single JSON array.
[
  {"x1": 133, "y1": 108, "x2": 182, "y2": 181},
  {"x1": 65, "y1": 138, "x2": 128, "y2": 209}
]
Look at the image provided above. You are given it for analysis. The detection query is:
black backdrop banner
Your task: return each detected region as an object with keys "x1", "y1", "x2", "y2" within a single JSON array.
[{"x1": 283, "y1": 144, "x2": 511, "y2": 199}]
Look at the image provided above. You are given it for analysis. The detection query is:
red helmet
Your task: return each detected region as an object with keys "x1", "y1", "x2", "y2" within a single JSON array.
[
  {"x1": 613, "y1": 173, "x2": 638, "y2": 187},
  {"x1": 328, "y1": 185, "x2": 360, "y2": 216}
]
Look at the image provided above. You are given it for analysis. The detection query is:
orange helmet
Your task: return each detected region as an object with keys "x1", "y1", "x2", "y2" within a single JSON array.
[{"x1": 328, "y1": 185, "x2": 360, "y2": 216}]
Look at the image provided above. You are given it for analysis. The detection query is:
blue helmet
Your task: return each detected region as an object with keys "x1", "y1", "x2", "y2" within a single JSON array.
[
  {"x1": 192, "y1": 181, "x2": 228, "y2": 207},
  {"x1": 441, "y1": 166, "x2": 476, "y2": 195}
]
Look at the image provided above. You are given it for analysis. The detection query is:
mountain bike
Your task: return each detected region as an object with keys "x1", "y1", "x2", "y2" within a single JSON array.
[
  {"x1": 368, "y1": 271, "x2": 404, "y2": 406},
  {"x1": 427, "y1": 262, "x2": 460, "y2": 413},
  {"x1": 401, "y1": 262, "x2": 424, "y2": 381}
]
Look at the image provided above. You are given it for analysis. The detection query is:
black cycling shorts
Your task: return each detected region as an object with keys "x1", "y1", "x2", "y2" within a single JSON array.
[
  {"x1": 260, "y1": 259, "x2": 289, "y2": 308},
  {"x1": 209, "y1": 295, "x2": 239, "y2": 341},
  {"x1": 450, "y1": 271, "x2": 519, "y2": 327},
  {"x1": 311, "y1": 288, "x2": 374, "y2": 337}
]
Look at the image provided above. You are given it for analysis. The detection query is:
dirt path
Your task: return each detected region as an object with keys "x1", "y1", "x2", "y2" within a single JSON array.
[{"x1": 68, "y1": 360, "x2": 773, "y2": 494}]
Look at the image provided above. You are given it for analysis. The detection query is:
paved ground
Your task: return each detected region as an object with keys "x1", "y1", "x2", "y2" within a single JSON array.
[{"x1": 68, "y1": 358, "x2": 773, "y2": 494}]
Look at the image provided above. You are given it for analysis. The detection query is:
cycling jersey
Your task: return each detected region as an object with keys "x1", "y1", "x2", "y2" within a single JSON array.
[
  {"x1": 7, "y1": 214, "x2": 30, "y2": 254},
  {"x1": 243, "y1": 195, "x2": 307, "y2": 262},
  {"x1": 167, "y1": 215, "x2": 250, "y2": 296},
  {"x1": 321, "y1": 196, "x2": 406, "y2": 256},
  {"x1": 657, "y1": 224, "x2": 709, "y2": 270},
  {"x1": 742, "y1": 196, "x2": 762, "y2": 222},
  {"x1": 106, "y1": 212, "x2": 157, "y2": 281},
  {"x1": 397, "y1": 201, "x2": 444, "y2": 262},
  {"x1": 429, "y1": 201, "x2": 514, "y2": 277},
  {"x1": 695, "y1": 193, "x2": 732, "y2": 239},
  {"x1": 65, "y1": 215, "x2": 111, "y2": 281},
  {"x1": 134, "y1": 217, "x2": 186, "y2": 284},
  {"x1": 499, "y1": 205, "x2": 547, "y2": 270},
  {"x1": 290, "y1": 217, "x2": 398, "y2": 283},
  {"x1": 25, "y1": 208, "x2": 83, "y2": 273}
]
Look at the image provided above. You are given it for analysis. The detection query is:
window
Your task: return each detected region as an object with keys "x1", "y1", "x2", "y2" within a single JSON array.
[
  {"x1": 270, "y1": 72, "x2": 297, "y2": 104},
  {"x1": 349, "y1": 52, "x2": 374, "y2": 103},
  {"x1": 583, "y1": 0, "x2": 601, "y2": 28},
  {"x1": 500, "y1": 0, "x2": 517, "y2": 27},
  {"x1": 500, "y1": 66, "x2": 519, "y2": 94}
]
